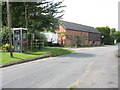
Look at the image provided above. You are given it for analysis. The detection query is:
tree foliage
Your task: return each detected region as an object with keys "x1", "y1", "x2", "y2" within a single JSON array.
[
  {"x1": 96, "y1": 26, "x2": 114, "y2": 45},
  {"x1": 1, "y1": 1, "x2": 65, "y2": 49},
  {"x1": 110, "y1": 28, "x2": 116, "y2": 35},
  {"x1": 2, "y1": 1, "x2": 65, "y2": 32},
  {"x1": 96, "y1": 26, "x2": 110, "y2": 37},
  {"x1": 0, "y1": 26, "x2": 9, "y2": 45},
  {"x1": 76, "y1": 36, "x2": 84, "y2": 46},
  {"x1": 113, "y1": 31, "x2": 120, "y2": 42}
]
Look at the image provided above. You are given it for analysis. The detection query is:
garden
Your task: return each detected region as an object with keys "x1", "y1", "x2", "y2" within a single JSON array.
[{"x1": 0, "y1": 27, "x2": 74, "y2": 65}]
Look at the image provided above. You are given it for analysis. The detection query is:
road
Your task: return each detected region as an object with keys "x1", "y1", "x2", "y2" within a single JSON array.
[{"x1": 1, "y1": 45, "x2": 118, "y2": 88}]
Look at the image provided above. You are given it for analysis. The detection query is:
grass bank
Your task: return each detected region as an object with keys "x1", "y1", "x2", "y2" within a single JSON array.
[
  {"x1": 0, "y1": 47, "x2": 74, "y2": 65},
  {"x1": 25, "y1": 47, "x2": 74, "y2": 57},
  {"x1": 118, "y1": 49, "x2": 120, "y2": 58},
  {"x1": 118, "y1": 55, "x2": 120, "y2": 58}
]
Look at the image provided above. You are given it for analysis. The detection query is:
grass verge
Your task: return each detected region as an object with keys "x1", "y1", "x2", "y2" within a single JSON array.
[
  {"x1": 42, "y1": 47, "x2": 74, "y2": 57},
  {"x1": 118, "y1": 49, "x2": 120, "y2": 58},
  {"x1": 0, "y1": 47, "x2": 74, "y2": 65},
  {"x1": 70, "y1": 85, "x2": 77, "y2": 89},
  {"x1": 118, "y1": 55, "x2": 120, "y2": 58},
  {"x1": 1, "y1": 52, "x2": 49, "y2": 65}
]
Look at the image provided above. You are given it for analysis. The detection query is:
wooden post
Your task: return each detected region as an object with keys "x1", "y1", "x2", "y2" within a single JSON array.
[{"x1": 6, "y1": 0, "x2": 13, "y2": 57}]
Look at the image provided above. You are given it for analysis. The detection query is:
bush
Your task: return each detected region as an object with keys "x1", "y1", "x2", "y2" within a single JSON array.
[
  {"x1": 0, "y1": 26, "x2": 10, "y2": 45},
  {"x1": 103, "y1": 35, "x2": 114, "y2": 45},
  {"x1": 1, "y1": 44, "x2": 14, "y2": 52},
  {"x1": 113, "y1": 31, "x2": 120, "y2": 43},
  {"x1": 76, "y1": 36, "x2": 84, "y2": 46}
]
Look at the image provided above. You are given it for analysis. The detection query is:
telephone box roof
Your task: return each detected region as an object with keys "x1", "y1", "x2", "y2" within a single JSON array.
[{"x1": 13, "y1": 28, "x2": 28, "y2": 30}]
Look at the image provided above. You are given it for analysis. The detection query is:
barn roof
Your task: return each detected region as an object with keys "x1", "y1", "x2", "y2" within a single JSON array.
[{"x1": 60, "y1": 20, "x2": 100, "y2": 34}]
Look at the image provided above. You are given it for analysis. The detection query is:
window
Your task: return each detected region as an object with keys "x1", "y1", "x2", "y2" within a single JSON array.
[{"x1": 75, "y1": 36, "x2": 79, "y2": 38}]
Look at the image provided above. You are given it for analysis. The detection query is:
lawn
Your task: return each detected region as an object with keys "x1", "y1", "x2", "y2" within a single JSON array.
[
  {"x1": 0, "y1": 47, "x2": 74, "y2": 65},
  {"x1": 70, "y1": 85, "x2": 77, "y2": 88},
  {"x1": 1, "y1": 52, "x2": 49, "y2": 65},
  {"x1": 41, "y1": 47, "x2": 74, "y2": 57},
  {"x1": 25, "y1": 47, "x2": 74, "y2": 57}
]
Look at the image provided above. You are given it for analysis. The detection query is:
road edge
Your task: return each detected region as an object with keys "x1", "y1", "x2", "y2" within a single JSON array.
[{"x1": 0, "y1": 55, "x2": 50, "y2": 68}]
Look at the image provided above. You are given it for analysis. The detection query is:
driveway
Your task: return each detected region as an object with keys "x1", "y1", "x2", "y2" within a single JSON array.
[{"x1": 1, "y1": 45, "x2": 118, "y2": 88}]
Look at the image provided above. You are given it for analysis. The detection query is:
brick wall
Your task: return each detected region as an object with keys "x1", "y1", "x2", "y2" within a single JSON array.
[
  {"x1": 65, "y1": 30, "x2": 89, "y2": 45},
  {"x1": 89, "y1": 41, "x2": 101, "y2": 45},
  {"x1": 55, "y1": 26, "x2": 66, "y2": 45},
  {"x1": 55, "y1": 26, "x2": 101, "y2": 46}
]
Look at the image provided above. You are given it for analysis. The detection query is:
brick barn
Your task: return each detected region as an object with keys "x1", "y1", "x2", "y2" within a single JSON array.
[{"x1": 55, "y1": 20, "x2": 101, "y2": 46}]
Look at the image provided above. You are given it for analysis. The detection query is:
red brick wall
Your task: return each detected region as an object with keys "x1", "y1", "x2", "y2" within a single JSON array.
[
  {"x1": 55, "y1": 26, "x2": 66, "y2": 45},
  {"x1": 65, "y1": 30, "x2": 89, "y2": 45},
  {"x1": 55, "y1": 26, "x2": 100, "y2": 45},
  {"x1": 81, "y1": 32, "x2": 89, "y2": 44},
  {"x1": 89, "y1": 41, "x2": 101, "y2": 45}
]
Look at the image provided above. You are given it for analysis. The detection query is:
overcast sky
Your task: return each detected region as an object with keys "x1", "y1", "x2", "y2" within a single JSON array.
[{"x1": 59, "y1": 0, "x2": 119, "y2": 30}]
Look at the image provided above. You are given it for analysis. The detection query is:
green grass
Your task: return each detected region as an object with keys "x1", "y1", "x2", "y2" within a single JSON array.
[
  {"x1": 70, "y1": 85, "x2": 77, "y2": 88},
  {"x1": 118, "y1": 54, "x2": 120, "y2": 58},
  {"x1": 1, "y1": 52, "x2": 48, "y2": 65},
  {"x1": 41, "y1": 47, "x2": 74, "y2": 57},
  {"x1": 118, "y1": 49, "x2": 120, "y2": 58},
  {"x1": 0, "y1": 47, "x2": 74, "y2": 65},
  {"x1": 25, "y1": 47, "x2": 74, "y2": 57}
]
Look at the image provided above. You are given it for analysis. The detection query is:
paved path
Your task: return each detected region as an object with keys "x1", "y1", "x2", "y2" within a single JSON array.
[{"x1": 1, "y1": 45, "x2": 118, "y2": 88}]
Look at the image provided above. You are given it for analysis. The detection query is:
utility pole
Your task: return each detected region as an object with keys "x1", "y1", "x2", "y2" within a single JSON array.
[{"x1": 6, "y1": 0, "x2": 13, "y2": 57}]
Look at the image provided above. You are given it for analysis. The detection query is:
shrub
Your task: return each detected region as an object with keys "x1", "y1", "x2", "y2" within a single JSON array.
[
  {"x1": 0, "y1": 26, "x2": 10, "y2": 45},
  {"x1": 1, "y1": 44, "x2": 14, "y2": 52},
  {"x1": 76, "y1": 36, "x2": 84, "y2": 46},
  {"x1": 103, "y1": 35, "x2": 114, "y2": 45}
]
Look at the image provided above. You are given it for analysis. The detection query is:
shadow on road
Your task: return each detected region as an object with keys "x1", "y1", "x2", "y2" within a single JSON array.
[
  {"x1": 59, "y1": 52, "x2": 96, "y2": 58},
  {"x1": 38, "y1": 52, "x2": 96, "y2": 64}
]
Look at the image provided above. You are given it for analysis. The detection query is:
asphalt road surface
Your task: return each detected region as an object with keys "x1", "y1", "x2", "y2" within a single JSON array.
[{"x1": 1, "y1": 45, "x2": 118, "y2": 88}]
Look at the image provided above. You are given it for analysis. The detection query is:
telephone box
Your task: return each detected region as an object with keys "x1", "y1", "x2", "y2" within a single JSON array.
[{"x1": 13, "y1": 28, "x2": 28, "y2": 53}]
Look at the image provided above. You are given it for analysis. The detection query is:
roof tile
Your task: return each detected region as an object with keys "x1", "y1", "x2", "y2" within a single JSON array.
[{"x1": 60, "y1": 20, "x2": 100, "y2": 34}]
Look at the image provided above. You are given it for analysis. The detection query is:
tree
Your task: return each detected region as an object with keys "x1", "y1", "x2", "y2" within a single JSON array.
[
  {"x1": 110, "y1": 28, "x2": 116, "y2": 35},
  {"x1": 2, "y1": 1, "x2": 65, "y2": 31},
  {"x1": 96, "y1": 26, "x2": 110, "y2": 37},
  {"x1": 76, "y1": 36, "x2": 84, "y2": 46},
  {"x1": 0, "y1": 28, "x2": 2, "y2": 47},
  {"x1": 0, "y1": 26, "x2": 9, "y2": 44},
  {"x1": 6, "y1": 0, "x2": 13, "y2": 57},
  {"x1": 2, "y1": 1, "x2": 65, "y2": 50},
  {"x1": 96, "y1": 26, "x2": 114, "y2": 45},
  {"x1": 113, "y1": 31, "x2": 120, "y2": 42}
]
